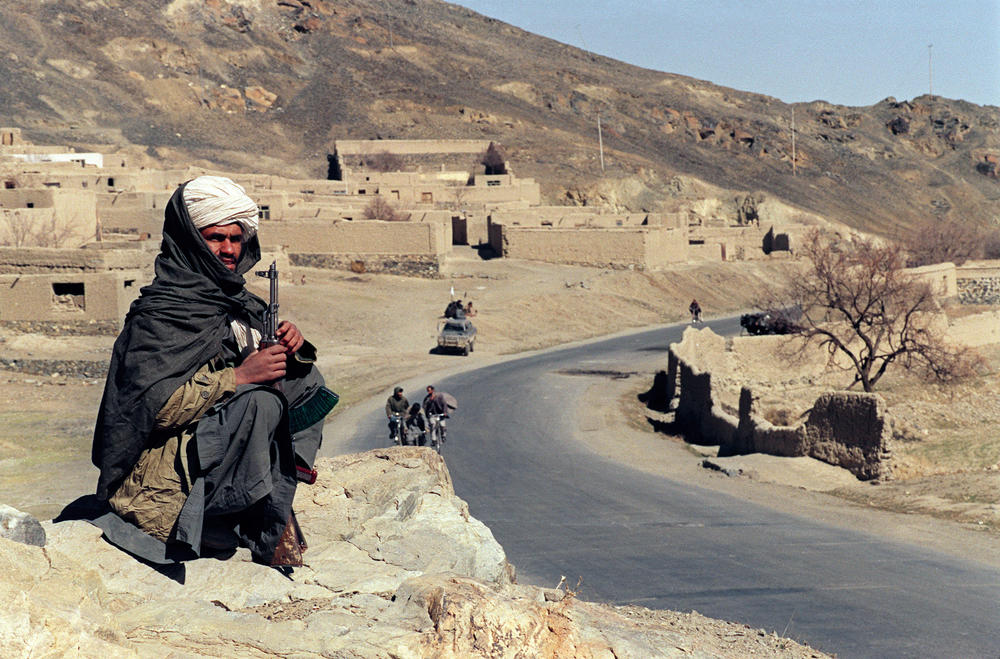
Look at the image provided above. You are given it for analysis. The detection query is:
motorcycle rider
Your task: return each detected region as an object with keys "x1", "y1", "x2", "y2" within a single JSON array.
[{"x1": 385, "y1": 386, "x2": 409, "y2": 444}]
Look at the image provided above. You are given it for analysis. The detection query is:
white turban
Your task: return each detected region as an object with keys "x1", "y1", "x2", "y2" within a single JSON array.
[{"x1": 183, "y1": 175, "x2": 259, "y2": 238}]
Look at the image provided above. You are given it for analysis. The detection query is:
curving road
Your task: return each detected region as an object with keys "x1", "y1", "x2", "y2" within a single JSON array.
[{"x1": 330, "y1": 318, "x2": 1000, "y2": 658}]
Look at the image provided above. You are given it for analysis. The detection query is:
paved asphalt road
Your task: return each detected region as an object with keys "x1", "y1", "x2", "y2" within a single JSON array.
[{"x1": 336, "y1": 318, "x2": 1000, "y2": 658}]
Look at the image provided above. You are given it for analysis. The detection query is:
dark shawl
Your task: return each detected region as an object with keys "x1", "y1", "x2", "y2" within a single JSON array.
[{"x1": 92, "y1": 183, "x2": 266, "y2": 500}]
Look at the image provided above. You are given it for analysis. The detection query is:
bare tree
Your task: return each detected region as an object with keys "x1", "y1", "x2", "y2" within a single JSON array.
[
  {"x1": 903, "y1": 217, "x2": 995, "y2": 267},
  {"x1": 362, "y1": 197, "x2": 410, "y2": 222},
  {"x1": 2, "y1": 210, "x2": 35, "y2": 247},
  {"x1": 34, "y1": 215, "x2": 80, "y2": 248},
  {"x1": 780, "y1": 230, "x2": 974, "y2": 392},
  {"x1": 365, "y1": 151, "x2": 404, "y2": 173}
]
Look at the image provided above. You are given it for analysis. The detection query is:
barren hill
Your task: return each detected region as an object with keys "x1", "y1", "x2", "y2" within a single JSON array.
[{"x1": 1, "y1": 0, "x2": 998, "y2": 235}]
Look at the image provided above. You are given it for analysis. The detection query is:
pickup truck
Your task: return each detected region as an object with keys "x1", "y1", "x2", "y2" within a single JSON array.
[
  {"x1": 740, "y1": 308, "x2": 802, "y2": 335},
  {"x1": 436, "y1": 318, "x2": 477, "y2": 356}
]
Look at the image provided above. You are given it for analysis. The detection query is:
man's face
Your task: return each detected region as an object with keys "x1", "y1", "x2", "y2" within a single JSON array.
[
  {"x1": 426, "y1": 387, "x2": 434, "y2": 398},
  {"x1": 394, "y1": 390, "x2": 403, "y2": 399},
  {"x1": 199, "y1": 223, "x2": 243, "y2": 271}
]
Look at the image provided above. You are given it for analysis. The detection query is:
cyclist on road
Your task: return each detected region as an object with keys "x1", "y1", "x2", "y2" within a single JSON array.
[
  {"x1": 405, "y1": 402, "x2": 427, "y2": 445},
  {"x1": 689, "y1": 299, "x2": 702, "y2": 323},
  {"x1": 423, "y1": 385, "x2": 449, "y2": 416},
  {"x1": 385, "y1": 386, "x2": 409, "y2": 444},
  {"x1": 423, "y1": 385, "x2": 450, "y2": 447}
]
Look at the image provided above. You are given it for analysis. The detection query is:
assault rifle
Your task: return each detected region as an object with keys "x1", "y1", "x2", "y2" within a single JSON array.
[
  {"x1": 256, "y1": 260, "x2": 280, "y2": 348},
  {"x1": 254, "y1": 260, "x2": 340, "y2": 485}
]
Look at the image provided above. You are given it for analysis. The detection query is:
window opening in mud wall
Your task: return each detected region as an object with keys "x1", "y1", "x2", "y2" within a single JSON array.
[
  {"x1": 124, "y1": 280, "x2": 135, "y2": 288},
  {"x1": 107, "y1": 177, "x2": 115, "y2": 188},
  {"x1": 52, "y1": 282, "x2": 86, "y2": 311},
  {"x1": 4, "y1": 180, "x2": 14, "y2": 189},
  {"x1": 421, "y1": 192, "x2": 433, "y2": 203},
  {"x1": 259, "y1": 205, "x2": 271, "y2": 220},
  {"x1": 26, "y1": 202, "x2": 34, "y2": 209}
]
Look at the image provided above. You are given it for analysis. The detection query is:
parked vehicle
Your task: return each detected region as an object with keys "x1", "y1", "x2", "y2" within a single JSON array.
[
  {"x1": 426, "y1": 413, "x2": 447, "y2": 453},
  {"x1": 740, "y1": 308, "x2": 802, "y2": 335},
  {"x1": 436, "y1": 318, "x2": 477, "y2": 356}
]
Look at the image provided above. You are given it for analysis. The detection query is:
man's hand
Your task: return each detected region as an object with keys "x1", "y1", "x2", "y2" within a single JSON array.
[
  {"x1": 234, "y1": 344, "x2": 287, "y2": 385},
  {"x1": 276, "y1": 321, "x2": 305, "y2": 354}
]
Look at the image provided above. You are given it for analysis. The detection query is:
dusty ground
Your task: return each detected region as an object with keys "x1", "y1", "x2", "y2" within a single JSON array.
[
  {"x1": 2, "y1": 250, "x2": 997, "y2": 536},
  {"x1": 1, "y1": 249, "x2": 997, "y2": 653}
]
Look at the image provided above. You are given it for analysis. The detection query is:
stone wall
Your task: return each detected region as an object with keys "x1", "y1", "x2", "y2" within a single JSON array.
[
  {"x1": 955, "y1": 260, "x2": 1000, "y2": 304},
  {"x1": 665, "y1": 327, "x2": 893, "y2": 480},
  {"x1": 290, "y1": 253, "x2": 441, "y2": 277}
]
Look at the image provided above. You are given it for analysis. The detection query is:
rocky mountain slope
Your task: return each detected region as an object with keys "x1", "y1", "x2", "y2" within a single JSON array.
[{"x1": 1, "y1": 0, "x2": 997, "y2": 236}]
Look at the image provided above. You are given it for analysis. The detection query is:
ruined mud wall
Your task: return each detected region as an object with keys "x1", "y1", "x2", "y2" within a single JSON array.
[
  {"x1": 335, "y1": 139, "x2": 491, "y2": 157},
  {"x1": 261, "y1": 219, "x2": 449, "y2": 255},
  {"x1": 666, "y1": 327, "x2": 893, "y2": 480},
  {"x1": 262, "y1": 219, "x2": 448, "y2": 277},
  {"x1": 497, "y1": 225, "x2": 682, "y2": 269},
  {"x1": 644, "y1": 226, "x2": 689, "y2": 267},
  {"x1": 0, "y1": 189, "x2": 98, "y2": 248},
  {"x1": 0, "y1": 247, "x2": 149, "y2": 273},
  {"x1": 0, "y1": 271, "x2": 141, "y2": 322}
]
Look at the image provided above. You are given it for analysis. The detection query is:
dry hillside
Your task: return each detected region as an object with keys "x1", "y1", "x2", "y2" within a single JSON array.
[{"x1": 0, "y1": 0, "x2": 997, "y2": 237}]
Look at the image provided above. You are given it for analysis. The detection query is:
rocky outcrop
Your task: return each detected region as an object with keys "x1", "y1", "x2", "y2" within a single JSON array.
[
  {"x1": 1, "y1": 447, "x2": 827, "y2": 657},
  {"x1": 0, "y1": 503, "x2": 45, "y2": 546}
]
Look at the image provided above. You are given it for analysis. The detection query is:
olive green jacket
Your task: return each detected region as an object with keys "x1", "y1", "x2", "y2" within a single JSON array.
[{"x1": 108, "y1": 357, "x2": 235, "y2": 541}]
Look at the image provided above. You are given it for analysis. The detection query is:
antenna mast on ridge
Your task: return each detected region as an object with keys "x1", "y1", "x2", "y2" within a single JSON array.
[
  {"x1": 791, "y1": 107, "x2": 797, "y2": 176},
  {"x1": 928, "y1": 44, "x2": 933, "y2": 95},
  {"x1": 597, "y1": 113, "x2": 605, "y2": 173}
]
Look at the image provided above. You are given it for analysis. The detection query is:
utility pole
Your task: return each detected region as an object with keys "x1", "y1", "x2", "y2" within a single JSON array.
[
  {"x1": 791, "y1": 107, "x2": 797, "y2": 176},
  {"x1": 385, "y1": 0, "x2": 394, "y2": 49},
  {"x1": 597, "y1": 113, "x2": 605, "y2": 173},
  {"x1": 928, "y1": 44, "x2": 933, "y2": 96}
]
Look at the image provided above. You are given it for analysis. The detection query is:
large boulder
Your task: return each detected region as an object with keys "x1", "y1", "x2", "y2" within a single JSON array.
[{"x1": 0, "y1": 448, "x2": 826, "y2": 657}]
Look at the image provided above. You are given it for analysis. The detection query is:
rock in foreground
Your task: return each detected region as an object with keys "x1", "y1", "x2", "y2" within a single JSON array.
[{"x1": 0, "y1": 447, "x2": 827, "y2": 657}]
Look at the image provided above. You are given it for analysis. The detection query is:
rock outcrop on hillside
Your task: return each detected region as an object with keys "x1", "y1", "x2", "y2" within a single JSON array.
[{"x1": 1, "y1": 447, "x2": 827, "y2": 657}]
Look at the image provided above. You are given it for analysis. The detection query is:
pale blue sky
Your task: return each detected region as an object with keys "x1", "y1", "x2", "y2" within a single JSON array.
[{"x1": 452, "y1": 1, "x2": 1000, "y2": 108}]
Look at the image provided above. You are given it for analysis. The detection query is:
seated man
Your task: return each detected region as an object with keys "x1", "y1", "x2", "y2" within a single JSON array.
[{"x1": 91, "y1": 175, "x2": 335, "y2": 567}]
